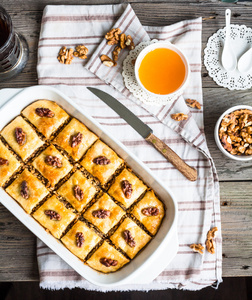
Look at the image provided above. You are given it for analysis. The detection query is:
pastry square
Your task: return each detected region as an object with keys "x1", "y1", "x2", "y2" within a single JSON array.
[
  {"x1": 80, "y1": 140, "x2": 123, "y2": 185},
  {"x1": 131, "y1": 190, "x2": 165, "y2": 235},
  {"x1": 108, "y1": 168, "x2": 147, "y2": 208},
  {"x1": 83, "y1": 193, "x2": 125, "y2": 234},
  {"x1": 22, "y1": 100, "x2": 69, "y2": 139},
  {"x1": 54, "y1": 118, "x2": 98, "y2": 161},
  {"x1": 1, "y1": 116, "x2": 44, "y2": 161},
  {"x1": 0, "y1": 140, "x2": 21, "y2": 186},
  {"x1": 86, "y1": 241, "x2": 129, "y2": 273},
  {"x1": 57, "y1": 170, "x2": 97, "y2": 212},
  {"x1": 61, "y1": 220, "x2": 101, "y2": 260},
  {"x1": 110, "y1": 217, "x2": 151, "y2": 259},
  {"x1": 32, "y1": 144, "x2": 72, "y2": 187},
  {"x1": 6, "y1": 169, "x2": 49, "y2": 214},
  {"x1": 33, "y1": 195, "x2": 76, "y2": 239}
]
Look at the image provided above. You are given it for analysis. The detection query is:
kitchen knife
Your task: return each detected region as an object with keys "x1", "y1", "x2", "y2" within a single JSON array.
[{"x1": 87, "y1": 87, "x2": 197, "y2": 182}]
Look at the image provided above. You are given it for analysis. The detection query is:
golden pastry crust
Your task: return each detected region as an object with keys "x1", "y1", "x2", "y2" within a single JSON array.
[
  {"x1": 110, "y1": 217, "x2": 151, "y2": 259},
  {"x1": 54, "y1": 118, "x2": 98, "y2": 161},
  {"x1": 80, "y1": 140, "x2": 123, "y2": 185},
  {"x1": 6, "y1": 169, "x2": 49, "y2": 214},
  {"x1": 33, "y1": 195, "x2": 76, "y2": 239},
  {"x1": 61, "y1": 220, "x2": 101, "y2": 260},
  {"x1": 108, "y1": 168, "x2": 147, "y2": 208},
  {"x1": 57, "y1": 170, "x2": 97, "y2": 212},
  {"x1": 86, "y1": 241, "x2": 129, "y2": 273},
  {"x1": 1, "y1": 116, "x2": 44, "y2": 161},
  {"x1": 22, "y1": 100, "x2": 69, "y2": 139},
  {"x1": 32, "y1": 144, "x2": 72, "y2": 187},
  {"x1": 0, "y1": 140, "x2": 21, "y2": 186},
  {"x1": 131, "y1": 190, "x2": 165, "y2": 235},
  {"x1": 83, "y1": 193, "x2": 125, "y2": 234}
]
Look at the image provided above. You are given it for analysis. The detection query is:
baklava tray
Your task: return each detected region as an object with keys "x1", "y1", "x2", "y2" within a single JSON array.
[{"x1": 0, "y1": 85, "x2": 178, "y2": 287}]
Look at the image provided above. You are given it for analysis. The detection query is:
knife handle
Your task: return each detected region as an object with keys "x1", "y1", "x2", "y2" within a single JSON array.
[{"x1": 145, "y1": 133, "x2": 197, "y2": 182}]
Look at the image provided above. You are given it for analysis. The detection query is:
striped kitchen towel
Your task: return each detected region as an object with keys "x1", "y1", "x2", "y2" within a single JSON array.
[{"x1": 36, "y1": 3, "x2": 222, "y2": 291}]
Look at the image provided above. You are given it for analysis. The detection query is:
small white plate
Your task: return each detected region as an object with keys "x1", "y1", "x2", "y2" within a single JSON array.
[{"x1": 204, "y1": 24, "x2": 252, "y2": 90}]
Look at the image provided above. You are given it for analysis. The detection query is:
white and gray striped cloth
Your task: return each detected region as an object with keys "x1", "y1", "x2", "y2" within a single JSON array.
[{"x1": 36, "y1": 3, "x2": 222, "y2": 291}]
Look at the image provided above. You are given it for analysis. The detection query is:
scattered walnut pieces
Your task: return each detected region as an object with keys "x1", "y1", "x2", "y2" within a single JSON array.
[
  {"x1": 171, "y1": 113, "x2": 188, "y2": 121},
  {"x1": 186, "y1": 99, "x2": 201, "y2": 110},
  {"x1": 131, "y1": 59, "x2": 136, "y2": 66},
  {"x1": 73, "y1": 45, "x2": 88, "y2": 59},
  {"x1": 100, "y1": 54, "x2": 117, "y2": 67},
  {"x1": 120, "y1": 33, "x2": 127, "y2": 49},
  {"x1": 206, "y1": 227, "x2": 218, "y2": 254},
  {"x1": 219, "y1": 109, "x2": 252, "y2": 156},
  {"x1": 105, "y1": 28, "x2": 121, "y2": 45},
  {"x1": 112, "y1": 46, "x2": 122, "y2": 61},
  {"x1": 57, "y1": 46, "x2": 74, "y2": 64},
  {"x1": 190, "y1": 243, "x2": 204, "y2": 255},
  {"x1": 125, "y1": 35, "x2": 135, "y2": 50}
]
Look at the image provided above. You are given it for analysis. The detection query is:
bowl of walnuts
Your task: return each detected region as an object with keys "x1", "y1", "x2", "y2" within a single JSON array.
[{"x1": 214, "y1": 105, "x2": 252, "y2": 161}]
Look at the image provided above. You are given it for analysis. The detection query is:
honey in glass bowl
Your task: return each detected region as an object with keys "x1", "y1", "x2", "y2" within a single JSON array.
[{"x1": 138, "y1": 48, "x2": 186, "y2": 95}]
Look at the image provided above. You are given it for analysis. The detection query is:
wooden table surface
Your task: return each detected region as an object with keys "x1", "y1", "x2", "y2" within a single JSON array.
[{"x1": 0, "y1": 0, "x2": 252, "y2": 281}]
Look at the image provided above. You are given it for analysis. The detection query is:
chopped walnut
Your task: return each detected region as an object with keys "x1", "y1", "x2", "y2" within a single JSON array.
[
  {"x1": 186, "y1": 99, "x2": 201, "y2": 110},
  {"x1": 100, "y1": 54, "x2": 117, "y2": 67},
  {"x1": 15, "y1": 127, "x2": 26, "y2": 146},
  {"x1": 190, "y1": 243, "x2": 204, "y2": 255},
  {"x1": 120, "y1": 33, "x2": 127, "y2": 49},
  {"x1": 123, "y1": 230, "x2": 136, "y2": 247},
  {"x1": 73, "y1": 45, "x2": 88, "y2": 59},
  {"x1": 125, "y1": 35, "x2": 135, "y2": 50},
  {"x1": 74, "y1": 185, "x2": 84, "y2": 201},
  {"x1": 219, "y1": 109, "x2": 252, "y2": 156},
  {"x1": 105, "y1": 28, "x2": 121, "y2": 45},
  {"x1": 20, "y1": 181, "x2": 29, "y2": 200},
  {"x1": 121, "y1": 180, "x2": 133, "y2": 199},
  {"x1": 171, "y1": 113, "x2": 188, "y2": 121},
  {"x1": 57, "y1": 46, "x2": 74, "y2": 64},
  {"x1": 44, "y1": 210, "x2": 61, "y2": 220},
  {"x1": 93, "y1": 156, "x2": 111, "y2": 165},
  {"x1": 76, "y1": 232, "x2": 85, "y2": 247},
  {"x1": 142, "y1": 206, "x2": 159, "y2": 216},
  {"x1": 35, "y1": 107, "x2": 55, "y2": 118},
  {"x1": 131, "y1": 59, "x2": 136, "y2": 66},
  {"x1": 100, "y1": 257, "x2": 118, "y2": 267},
  {"x1": 0, "y1": 157, "x2": 9, "y2": 166},
  {"x1": 112, "y1": 46, "x2": 121, "y2": 61},
  {"x1": 206, "y1": 227, "x2": 218, "y2": 254},
  {"x1": 71, "y1": 132, "x2": 83, "y2": 148},
  {"x1": 45, "y1": 155, "x2": 62, "y2": 168},
  {"x1": 92, "y1": 209, "x2": 110, "y2": 219},
  {"x1": 207, "y1": 227, "x2": 218, "y2": 240}
]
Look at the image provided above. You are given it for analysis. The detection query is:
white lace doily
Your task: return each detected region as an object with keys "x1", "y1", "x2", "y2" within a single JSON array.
[
  {"x1": 204, "y1": 24, "x2": 252, "y2": 90},
  {"x1": 122, "y1": 40, "x2": 183, "y2": 106}
]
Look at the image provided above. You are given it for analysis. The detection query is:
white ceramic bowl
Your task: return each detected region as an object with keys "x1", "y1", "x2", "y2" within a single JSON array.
[
  {"x1": 214, "y1": 105, "x2": 252, "y2": 161},
  {"x1": 134, "y1": 41, "x2": 190, "y2": 97}
]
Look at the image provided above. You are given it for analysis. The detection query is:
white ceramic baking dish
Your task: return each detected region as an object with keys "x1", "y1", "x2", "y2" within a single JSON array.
[{"x1": 0, "y1": 85, "x2": 178, "y2": 287}]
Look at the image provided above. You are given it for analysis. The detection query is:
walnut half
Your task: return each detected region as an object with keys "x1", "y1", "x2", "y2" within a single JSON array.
[
  {"x1": 100, "y1": 55, "x2": 117, "y2": 67},
  {"x1": 57, "y1": 46, "x2": 74, "y2": 64},
  {"x1": 190, "y1": 243, "x2": 204, "y2": 255}
]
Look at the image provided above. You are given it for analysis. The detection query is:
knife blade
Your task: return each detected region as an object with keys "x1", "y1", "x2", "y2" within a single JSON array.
[{"x1": 87, "y1": 87, "x2": 197, "y2": 181}]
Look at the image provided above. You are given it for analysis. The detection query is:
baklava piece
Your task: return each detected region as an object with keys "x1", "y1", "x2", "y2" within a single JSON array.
[
  {"x1": 57, "y1": 170, "x2": 97, "y2": 212},
  {"x1": 22, "y1": 100, "x2": 69, "y2": 139},
  {"x1": 6, "y1": 169, "x2": 49, "y2": 214},
  {"x1": 33, "y1": 195, "x2": 76, "y2": 239},
  {"x1": 110, "y1": 217, "x2": 151, "y2": 259},
  {"x1": 61, "y1": 220, "x2": 101, "y2": 260},
  {"x1": 1, "y1": 116, "x2": 44, "y2": 161},
  {"x1": 131, "y1": 190, "x2": 165, "y2": 235},
  {"x1": 80, "y1": 140, "x2": 123, "y2": 185},
  {"x1": 108, "y1": 168, "x2": 147, "y2": 208},
  {"x1": 32, "y1": 144, "x2": 72, "y2": 187},
  {"x1": 54, "y1": 118, "x2": 98, "y2": 161},
  {"x1": 86, "y1": 241, "x2": 129, "y2": 273},
  {"x1": 0, "y1": 140, "x2": 21, "y2": 186},
  {"x1": 83, "y1": 193, "x2": 125, "y2": 234}
]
